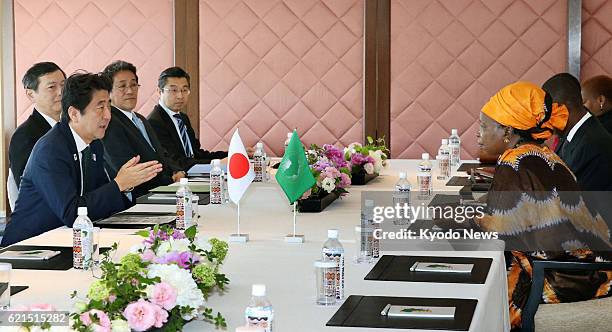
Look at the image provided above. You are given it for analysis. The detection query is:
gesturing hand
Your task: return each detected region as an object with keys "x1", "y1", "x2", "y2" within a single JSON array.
[{"x1": 114, "y1": 155, "x2": 163, "y2": 191}]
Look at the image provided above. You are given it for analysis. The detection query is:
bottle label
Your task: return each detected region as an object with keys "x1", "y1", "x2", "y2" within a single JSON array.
[
  {"x1": 210, "y1": 174, "x2": 223, "y2": 204},
  {"x1": 417, "y1": 173, "x2": 432, "y2": 194},
  {"x1": 253, "y1": 156, "x2": 263, "y2": 182},
  {"x1": 246, "y1": 307, "x2": 273, "y2": 332},
  {"x1": 176, "y1": 195, "x2": 192, "y2": 230},
  {"x1": 437, "y1": 156, "x2": 450, "y2": 180},
  {"x1": 450, "y1": 145, "x2": 460, "y2": 166},
  {"x1": 322, "y1": 248, "x2": 345, "y2": 300},
  {"x1": 74, "y1": 228, "x2": 92, "y2": 270},
  {"x1": 393, "y1": 188, "x2": 411, "y2": 224}
]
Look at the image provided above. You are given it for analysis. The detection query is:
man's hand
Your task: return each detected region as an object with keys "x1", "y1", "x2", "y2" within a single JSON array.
[
  {"x1": 172, "y1": 171, "x2": 187, "y2": 183},
  {"x1": 114, "y1": 156, "x2": 163, "y2": 191}
]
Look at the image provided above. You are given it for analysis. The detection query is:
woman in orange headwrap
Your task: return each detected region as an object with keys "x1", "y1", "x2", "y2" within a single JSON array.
[{"x1": 476, "y1": 81, "x2": 612, "y2": 330}]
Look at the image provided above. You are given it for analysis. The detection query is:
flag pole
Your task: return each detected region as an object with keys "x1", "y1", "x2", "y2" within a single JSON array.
[
  {"x1": 237, "y1": 201, "x2": 241, "y2": 235},
  {"x1": 293, "y1": 201, "x2": 297, "y2": 237},
  {"x1": 229, "y1": 200, "x2": 248, "y2": 242}
]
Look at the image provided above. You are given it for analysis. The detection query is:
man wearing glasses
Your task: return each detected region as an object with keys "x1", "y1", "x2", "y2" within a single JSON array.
[
  {"x1": 101, "y1": 61, "x2": 185, "y2": 198},
  {"x1": 148, "y1": 66, "x2": 227, "y2": 171}
]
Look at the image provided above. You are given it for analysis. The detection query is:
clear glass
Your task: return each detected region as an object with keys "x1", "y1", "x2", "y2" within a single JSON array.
[
  {"x1": 315, "y1": 260, "x2": 337, "y2": 306},
  {"x1": 0, "y1": 263, "x2": 11, "y2": 310},
  {"x1": 191, "y1": 195, "x2": 200, "y2": 225}
]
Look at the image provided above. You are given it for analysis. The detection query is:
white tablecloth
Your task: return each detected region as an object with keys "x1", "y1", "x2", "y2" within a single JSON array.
[{"x1": 10, "y1": 160, "x2": 510, "y2": 332}]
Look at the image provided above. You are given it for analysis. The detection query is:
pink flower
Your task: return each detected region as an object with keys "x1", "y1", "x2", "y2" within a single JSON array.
[
  {"x1": 80, "y1": 309, "x2": 111, "y2": 332},
  {"x1": 28, "y1": 303, "x2": 56, "y2": 311},
  {"x1": 152, "y1": 304, "x2": 169, "y2": 328},
  {"x1": 123, "y1": 300, "x2": 157, "y2": 331},
  {"x1": 339, "y1": 173, "x2": 351, "y2": 187},
  {"x1": 141, "y1": 249, "x2": 156, "y2": 262},
  {"x1": 108, "y1": 294, "x2": 117, "y2": 303},
  {"x1": 148, "y1": 282, "x2": 177, "y2": 310}
]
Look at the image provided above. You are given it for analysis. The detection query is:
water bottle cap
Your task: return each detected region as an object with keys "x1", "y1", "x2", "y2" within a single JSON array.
[
  {"x1": 451, "y1": 129, "x2": 458, "y2": 135},
  {"x1": 252, "y1": 284, "x2": 266, "y2": 296},
  {"x1": 180, "y1": 178, "x2": 189, "y2": 185},
  {"x1": 398, "y1": 172, "x2": 407, "y2": 179},
  {"x1": 212, "y1": 159, "x2": 220, "y2": 166},
  {"x1": 327, "y1": 229, "x2": 339, "y2": 239},
  {"x1": 77, "y1": 207, "x2": 88, "y2": 216},
  {"x1": 441, "y1": 139, "x2": 448, "y2": 145},
  {"x1": 364, "y1": 199, "x2": 374, "y2": 207},
  {"x1": 256, "y1": 142, "x2": 263, "y2": 148},
  {"x1": 314, "y1": 260, "x2": 337, "y2": 268},
  {"x1": 422, "y1": 153, "x2": 430, "y2": 160}
]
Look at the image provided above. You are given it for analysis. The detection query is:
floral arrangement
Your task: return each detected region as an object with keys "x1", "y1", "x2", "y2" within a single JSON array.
[
  {"x1": 302, "y1": 144, "x2": 352, "y2": 199},
  {"x1": 70, "y1": 226, "x2": 229, "y2": 332},
  {"x1": 344, "y1": 136, "x2": 389, "y2": 176}
]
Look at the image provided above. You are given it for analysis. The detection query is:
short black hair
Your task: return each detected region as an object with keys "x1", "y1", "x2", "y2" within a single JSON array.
[
  {"x1": 22, "y1": 62, "x2": 65, "y2": 91},
  {"x1": 61, "y1": 72, "x2": 112, "y2": 122},
  {"x1": 542, "y1": 73, "x2": 583, "y2": 111},
  {"x1": 158, "y1": 66, "x2": 190, "y2": 89},
  {"x1": 102, "y1": 60, "x2": 138, "y2": 86}
]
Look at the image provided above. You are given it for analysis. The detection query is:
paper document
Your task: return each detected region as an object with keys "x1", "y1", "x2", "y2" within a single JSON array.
[
  {"x1": 410, "y1": 262, "x2": 473, "y2": 273},
  {"x1": 0, "y1": 250, "x2": 61, "y2": 260}
]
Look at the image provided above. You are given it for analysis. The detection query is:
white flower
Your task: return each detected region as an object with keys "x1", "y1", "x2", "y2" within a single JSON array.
[
  {"x1": 363, "y1": 162, "x2": 375, "y2": 175},
  {"x1": 111, "y1": 319, "x2": 130, "y2": 332},
  {"x1": 194, "y1": 236, "x2": 212, "y2": 252},
  {"x1": 129, "y1": 243, "x2": 146, "y2": 253},
  {"x1": 321, "y1": 177, "x2": 336, "y2": 193},
  {"x1": 348, "y1": 142, "x2": 362, "y2": 151},
  {"x1": 147, "y1": 264, "x2": 205, "y2": 310},
  {"x1": 369, "y1": 150, "x2": 385, "y2": 173},
  {"x1": 157, "y1": 238, "x2": 191, "y2": 254}
]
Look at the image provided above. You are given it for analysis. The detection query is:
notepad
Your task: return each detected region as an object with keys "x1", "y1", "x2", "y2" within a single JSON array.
[
  {"x1": 150, "y1": 184, "x2": 210, "y2": 193},
  {"x1": 410, "y1": 262, "x2": 473, "y2": 273},
  {"x1": 148, "y1": 193, "x2": 178, "y2": 200},
  {"x1": 381, "y1": 305, "x2": 455, "y2": 319},
  {"x1": 0, "y1": 250, "x2": 61, "y2": 260}
]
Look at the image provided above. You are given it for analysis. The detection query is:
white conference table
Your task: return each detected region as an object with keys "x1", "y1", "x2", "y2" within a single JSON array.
[{"x1": 9, "y1": 160, "x2": 510, "y2": 332}]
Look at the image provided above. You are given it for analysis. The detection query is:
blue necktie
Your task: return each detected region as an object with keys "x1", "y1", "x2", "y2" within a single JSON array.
[
  {"x1": 131, "y1": 114, "x2": 155, "y2": 151},
  {"x1": 173, "y1": 114, "x2": 193, "y2": 157}
]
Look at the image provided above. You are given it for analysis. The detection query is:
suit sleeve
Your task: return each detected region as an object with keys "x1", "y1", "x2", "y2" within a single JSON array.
[
  {"x1": 144, "y1": 119, "x2": 183, "y2": 173},
  {"x1": 102, "y1": 119, "x2": 140, "y2": 174},
  {"x1": 9, "y1": 130, "x2": 36, "y2": 188},
  {"x1": 29, "y1": 148, "x2": 127, "y2": 227}
]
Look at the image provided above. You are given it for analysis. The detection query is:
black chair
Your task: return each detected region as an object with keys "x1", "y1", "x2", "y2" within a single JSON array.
[{"x1": 520, "y1": 260, "x2": 612, "y2": 332}]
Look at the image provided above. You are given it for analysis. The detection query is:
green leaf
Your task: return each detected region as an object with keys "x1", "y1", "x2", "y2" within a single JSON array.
[
  {"x1": 184, "y1": 225, "x2": 197, "y2": 241},
  {"x1": 135, "y1": 230, "x2": 150, "y2": 238},
  {"x1": 367, "y1": 136, "x2": 374, "y2": 144}
]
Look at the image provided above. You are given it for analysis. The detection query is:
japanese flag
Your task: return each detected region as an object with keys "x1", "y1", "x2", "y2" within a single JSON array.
[{"x1": 227, "y1": 128, "x2": 255, "y2": 204}]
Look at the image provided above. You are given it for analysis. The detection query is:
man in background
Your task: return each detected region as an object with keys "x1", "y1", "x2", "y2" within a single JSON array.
[
  {"x1": 9, "y1": 62, "x2": 65, "y2": 188},
  {"x1": 147, "y1": 66, "x2": 227, "y2": 171}
]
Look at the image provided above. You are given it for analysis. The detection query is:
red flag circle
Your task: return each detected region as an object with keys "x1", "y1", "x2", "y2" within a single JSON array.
[{"x1": 229, "y1": 154, "x2": 250, "y2": 179}]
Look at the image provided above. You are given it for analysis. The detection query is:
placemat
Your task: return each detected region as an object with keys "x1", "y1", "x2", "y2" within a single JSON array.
[
  {"x1": 0, "y1": 246, "x2": 110, "y2": 271},
  {"x1": 365, "y1": 255, "x2": 492, "y2": 284},
  {"x1": 327, "y1": 295, "x2": 477, "y2": 330}
]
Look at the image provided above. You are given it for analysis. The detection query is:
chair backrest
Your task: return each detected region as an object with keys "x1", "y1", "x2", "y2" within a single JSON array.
[{"x1": 6, "y1": 169, "x2": 18, "y2": 211}]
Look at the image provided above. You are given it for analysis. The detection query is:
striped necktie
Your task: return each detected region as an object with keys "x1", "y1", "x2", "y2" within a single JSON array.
[{"x1": 173, "y1": 114, "x2": 193, "y2": 157}]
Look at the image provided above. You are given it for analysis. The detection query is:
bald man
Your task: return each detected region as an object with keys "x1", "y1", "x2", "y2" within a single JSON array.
[{"x1": 582, "y1": 75, "x2": 612, "y2": 134}]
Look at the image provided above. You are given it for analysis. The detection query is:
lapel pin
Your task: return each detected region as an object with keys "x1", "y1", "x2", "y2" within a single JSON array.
[
  {"x1": 92, "y1": 153, "x2": 97, "y2": 162},
  {"x1": 73, "y1": 154, "x2": 78, "y2": 161}
]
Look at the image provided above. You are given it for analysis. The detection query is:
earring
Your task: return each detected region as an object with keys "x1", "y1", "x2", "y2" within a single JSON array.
[
  {"x1": 503, "y1": 137, "x2": 510, "y2": 144},
  {"x1": 601, "y1": 103, "x2": 604, "y2": 112}
]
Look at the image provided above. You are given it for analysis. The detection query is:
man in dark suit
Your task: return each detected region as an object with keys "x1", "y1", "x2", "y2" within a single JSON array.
[
  {"x1": 582, "y1": 75, "x2": 612, "y2": 134},
  {"x1": 1, "y1": 72, "x2": 162, "y2": 246},
  {"x1": 543, "y1": 73, "x2": 612, "y2": 191},
  {"x1": 147, "y1": 66, "x2": 227, "y2": 171},
  {"x1": 101, "y1": 61, "x2": 185, "y2": 198},
  {"x1": 9, "y1": 62, "x2": 65, "y2": 188}
]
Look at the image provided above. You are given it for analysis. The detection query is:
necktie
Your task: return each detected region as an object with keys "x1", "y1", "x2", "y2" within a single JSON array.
[
  {"x1": 173, "y1": 114, "x2": 193, "y2": 157},
  {"x1": 131, "y1": 114, "x2": 155, "y2": 151},
  {"x1": 81, "y1": 146, "x2": 92, "y2": 194}
]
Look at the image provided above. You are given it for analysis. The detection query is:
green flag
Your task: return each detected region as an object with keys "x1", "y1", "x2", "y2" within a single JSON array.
[{"x1": 275, "y1": 130, "x2": 316, "y2": 204}]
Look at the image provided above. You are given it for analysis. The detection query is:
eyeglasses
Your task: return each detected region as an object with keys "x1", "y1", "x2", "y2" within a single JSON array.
[
  {"x1": 114, "y1": 83, "x2": 141, "y2": 93},
  {"x1": 162, "y1": 87, "x2": 191, "y2": 95}
]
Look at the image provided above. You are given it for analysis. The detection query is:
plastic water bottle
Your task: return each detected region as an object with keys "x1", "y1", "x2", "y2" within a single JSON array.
[
  {"x1": 73, "y1": 207, "x2": 94, "y2": 270},
  {"x1": 356, "y1": 200, "x2": 374, "y2": 264},
  {"x1": 417, "y1": 153, "x2": 432, "y2": 196},
  {"x1": 393, "y1": 172, "x2": 411, "y2": 225},
  {"x1": 437, "y1": 139, "x2": 451, "y2": 180},
  {"x1": 210, "y1": 159, "x2": 223, "y2": 204},
  {"x1": 176, "y1": 178, "x2": 193, "y2": 230},
  {"x1": 245, "y1": 284, "x2": 274, "y2": 332},
  {"x1": 322, "y1": 229, "x2": 345, "y2": 300},
  {"x1": 253, "y1": 142, "x2": 265, "y2": 182},
  {"x1": 449, "y1": 129, "x2": 461, "y2": 166},
  {"x1": 283, "y1": 132, "x2": 292, "y2": 154}
]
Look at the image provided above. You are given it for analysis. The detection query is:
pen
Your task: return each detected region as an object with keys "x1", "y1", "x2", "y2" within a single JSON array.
[{"x1": 380, "y1": 304, "x2": 391, "y2": 316}]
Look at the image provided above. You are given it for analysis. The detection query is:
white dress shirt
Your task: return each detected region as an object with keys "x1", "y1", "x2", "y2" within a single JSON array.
[
  {"x1": 159, "y1": 100, "x2": 193, "y2": 155},
  {"x1": 68, "y1": 125, "x2": 89, "y2": 196},
  {"x1": 566, "y1": 112, "x2": 592, "y2": 143},
  {"x1": 38, "y1": 110, "x2": 58, "y2": 128}
]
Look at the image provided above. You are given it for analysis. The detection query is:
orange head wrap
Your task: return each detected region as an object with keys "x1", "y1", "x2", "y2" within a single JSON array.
[{"x1": 481, "y1": 81, "x2": 569, "y2": 141}]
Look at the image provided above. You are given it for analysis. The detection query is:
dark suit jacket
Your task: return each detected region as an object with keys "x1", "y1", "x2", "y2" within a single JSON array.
[
  {"x1": 147, "y1": 104, "x2": 227, "y2": 170},
  {"x1": 102, "y1": 106, "x2": 179, "y2": 198},
  {"x1": 9, "y1": 109, "x2": 52, "y2": 187},
  {"x1": 597, "y1": 111, "x2": 612, "y2": 135},
  {"x1": 1, "y1": 121, "x2": 131, "y2": 246},
  {"x1": 557, "y1": 115, "x2": 612, "y2": 191}
]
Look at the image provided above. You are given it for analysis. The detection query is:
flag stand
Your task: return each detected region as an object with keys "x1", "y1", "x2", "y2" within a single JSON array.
[
  {"x1": 285, "y1": 201, "x2": 304, "y2": 243},
  {"x1": 229, "y1": 201, "x2": 249, "y2": 243}
]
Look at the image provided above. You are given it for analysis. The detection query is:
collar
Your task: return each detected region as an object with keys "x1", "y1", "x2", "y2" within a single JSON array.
[
  {"x1": 159, "y1": 100, "x2": 181, "y2": 118},
  {"x1": 36, "y1": 109, "x2": 58, "y2": 127},
  {"x1": 115, "y1": 106, "x2": 136, "y2": 121},
  {"x1": 567, "y1": 112, "x2": 592, "y2": 142},
  {"x1": 68, "y1": 124, "x2": 89, "y2": 153}
]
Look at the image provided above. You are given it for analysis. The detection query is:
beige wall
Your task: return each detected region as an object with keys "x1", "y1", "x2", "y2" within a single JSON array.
[{"x1": 0, "y1": 0, "x2": 6, "y2": 216}]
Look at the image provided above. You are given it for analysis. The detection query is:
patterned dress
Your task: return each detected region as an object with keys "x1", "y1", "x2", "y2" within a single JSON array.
[{"x1": 476, "y1": 143, "x2": 612, "y2": 330}]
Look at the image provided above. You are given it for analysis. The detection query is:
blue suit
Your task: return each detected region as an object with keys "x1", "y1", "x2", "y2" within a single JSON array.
[{"x1": 1, "y1": 121, "x2": 132, "y2": 246}]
